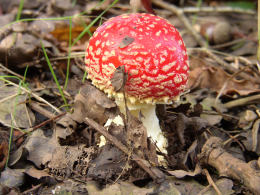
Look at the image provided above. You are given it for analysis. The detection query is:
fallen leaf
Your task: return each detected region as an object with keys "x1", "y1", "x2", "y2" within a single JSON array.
[
  {"x1": 154, "y1": 179, "x2": 201, "y2": 195},
  {"x1": 240, "y1": 131, "x2": 260, "y2": 155},
  {"x1": 251, "y1": 119, "x2": 260, "y2": 152},
  {"x1": 0, "y1": 141, "x2": 8, "y2": 171},
  {"x1": 111, "y1": 65, "x2": 128, "y2": 92},
  {"x1": 87, "y1": 144, "x2": 127, "y2": 181},
  {"x1": 0, "y1": 85, "x2": 35, "y2": 128},
  {"x1": 48, "y1": 145, "x2": 96, "y2": 178},
  {"x1": 188, "y1": 56, "x2": 260, "y2": 95},
  {"x1": 200, "y1": 114, "x2": 222, "y2": 126},
  {"x1": 86, "y1": 181, "x2": 153, "y2": 195},
  {"x1": 0, "y1": 168, "x2": 24, "y2": 188},
  {"x1": 25, "y1": 167, "x2": 51, "y2": 180},
  {"x1": 168, "y1": 164, "x2": 201, "y2": 178},
  {"x1": 25, "y1": 129, "x2": 58, "y2": 168},
  {"x1": 72, "y1": 82, "x2": 117, "y2": 124},
  {"x1": 0, "y1": 33, "x2": 41, "y2": 66},
  {"x1": 55, "y1": 114, "x2": 77, "y2": 139},
  {"x1": 203, "y1": 178, "x2": 234, "y2": 195},
  {"x1": 119, "y1": 36, "x2": 134, "y2": 49},
  {"x1": 51, "y1": 24, "x2": 96, "y2": 43}
]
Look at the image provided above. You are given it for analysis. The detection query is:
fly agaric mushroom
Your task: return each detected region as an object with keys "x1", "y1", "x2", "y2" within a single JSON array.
[{"x1": 85, "y1": 13, "x2": 189, "y2": 153}]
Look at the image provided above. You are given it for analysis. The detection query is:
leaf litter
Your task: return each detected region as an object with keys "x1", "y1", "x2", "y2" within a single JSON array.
[{"x1": 0, "y1": 0, "x2": 259, "y2": 194}]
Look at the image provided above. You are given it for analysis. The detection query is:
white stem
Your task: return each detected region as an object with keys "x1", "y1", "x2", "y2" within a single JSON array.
[{"x1": 116, "y1": 99, "x2": 167, "y2": 154}]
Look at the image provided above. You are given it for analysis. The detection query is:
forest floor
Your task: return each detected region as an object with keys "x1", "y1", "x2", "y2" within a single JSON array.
[{"x1": 0, "y1": 0, "x2": 259, "y2": 194}]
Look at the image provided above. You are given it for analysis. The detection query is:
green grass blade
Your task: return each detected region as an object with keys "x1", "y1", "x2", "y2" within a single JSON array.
[
  {"x1": 71, "y1": 0, "x2": 119, "y2": 46},
  {"x1": 41, "y1": 41, "x2": 69, "y2": 110},
  {"x1": 16, "y1": 0, "x2": 24, "y2": 21},
  {"x1": 5, "y1": 82, "x2": 22, "y2": 168},
  {"x1": 64, "y1": 18, "x2": 72, "y2": 90}
]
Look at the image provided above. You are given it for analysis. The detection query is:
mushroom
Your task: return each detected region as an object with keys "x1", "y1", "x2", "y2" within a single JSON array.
[{"x1": 85, "y1": 13, "x2": 189, "y2": 153}]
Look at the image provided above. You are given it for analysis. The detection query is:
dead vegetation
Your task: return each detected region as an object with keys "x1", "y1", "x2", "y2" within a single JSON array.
[{"x1": 0, "y1": 0, "x2": 259, "y2": 194}]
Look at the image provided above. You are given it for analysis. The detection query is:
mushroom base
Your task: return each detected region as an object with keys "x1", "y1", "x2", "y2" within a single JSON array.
[{"x1": 115, "y1": 99, "x2": 168, "y2": 154}]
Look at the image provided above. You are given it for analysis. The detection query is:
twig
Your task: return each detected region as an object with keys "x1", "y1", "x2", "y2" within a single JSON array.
[
  {"x1": 224, "y1": 94, "x2": 260, "y2": 109},
  {"x1": 14, "y1": 112, "x2": 66, "y2": 142},
  {"x1": 5, "y1": 81, "x2": 62, "y2": 114},
  {"x1": 202, "y1": 169, "x2": 222, "y2": 195},
  {"x1": 20, "y1": 52, "x2": 85, "y2": 68},
  {"x1": 199, "y1": 136, "x2": 260, "y2": 194},
  {"x1": 188, "y1": 48, "x2": 260, "y2": 84},
  {"x1": 30, "y1": 101, "x2": 57, "y2": 119},
  {"x1": 84, "y1": 116, "x2": 165, "y2": 182},
  {"x1": 182, "y1": 6, "x2": 255, "y2": 15},
  {"x1": 211, "y1": 38, "x2": 246, "y2": 50},
  {"x1": 215, "y1": 67, "x2": 247, "y2": 106},
  {"x1": 218, "y1": 129, "x2": 245, "y2": 152},
  {"x1": 202, "y1": 48, "x2": 260, "y2": 77},
  {"x1": 0, "y1": 63, "x2": 25, "y2": 80},
  {"x1": 152, "y1": 0, "x2": 208, "y2": 47}
]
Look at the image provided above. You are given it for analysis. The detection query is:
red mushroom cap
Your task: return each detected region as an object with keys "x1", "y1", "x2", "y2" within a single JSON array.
[{"x1": 85, "y1": 13, "x2": 189, "y2": 104}]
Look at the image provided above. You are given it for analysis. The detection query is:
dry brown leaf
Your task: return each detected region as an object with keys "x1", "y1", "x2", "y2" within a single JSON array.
[
  {"x1": 55, "y1": 115, "x2": 76, "y2": 139},
  {"x1": 87, "y1": 144, "x2": 127, "y2": 181},
  {"x1": 25, "y1": 129, "x2": 58, "y2": 168},
  {"x1": 0, "y1": 141, "x2": 8, "y2": 171},
  {"x1": 50, "y1": 24, "x2": 96, "y2": 43},
  {"x1": 188, "y1": 56, "x2": 260, "y2": 95},
  {"x1": 251, "y1": 119, "x2": 260, "y2": 153},
  {"x1": 111, "y1": 65, "x2": 128, "y2": 92},
  {"x1": 73, "y1": 82, "x2": 117, "y2": 124},
  {"x1": 48, "y1": 145, "x2": 95, "y2": 178},
  {"x1": 168, "y1": 164, "x2": 201, "y2": 178},
  {"x1": 0, "y1": 168, "x2": 25, "y2": 188},
  {"x1": 0, "y1": 85, "x2": 35, "y2": 129},
  {"x1": 25, "y1": 167, "x2": 51, "y2": 180},
  {"x1": 86, "y1": 181, "x2": 153, "y2": 195}
]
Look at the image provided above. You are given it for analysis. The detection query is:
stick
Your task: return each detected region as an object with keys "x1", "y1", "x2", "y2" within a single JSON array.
[
  {"x1": 84, "y1": 116, "x2": 165, "y2": 182},
  {"x1": 199, "y1": 136, "x2": 260, "y2": 194},
  {"x1": 202, "y1": 169, "x2": 222, "y2": 195},
  {"x1": 182, "y1": 6, "x2": 255, "y2": 15},
  {"x1": 14, "y1": 112, "x2": 65, "y2": 142},
  {"x1": 188, "y1": 48, "x2": 260, "y2": 84},
  {"x1": 224, "y1": 94, "x2": 260, "y2": 108},
  {"x1": 30, "y1": 101, "x2": 57, "y2": 119},
  {"x1": 152, "y1": 0, "x2": 208, "y2": 47},
  {"x1": 5, "y1": 81, "x2": 62, "y2": 114}
]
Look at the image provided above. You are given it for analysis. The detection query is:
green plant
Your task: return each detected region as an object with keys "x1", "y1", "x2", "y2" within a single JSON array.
[
  {"x1": 41, "y1": 41, "x2": 69, "y2": 110},
  {"x1": 16, "y1": 0, "x2": 24, "y2": 21}
]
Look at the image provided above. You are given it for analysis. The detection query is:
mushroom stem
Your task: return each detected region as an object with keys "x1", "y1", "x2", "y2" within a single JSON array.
[{"x1": 115, "y1": 99, "x2": 168, "y2": 154}]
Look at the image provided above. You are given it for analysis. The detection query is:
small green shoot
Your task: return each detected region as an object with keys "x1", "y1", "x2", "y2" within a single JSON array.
[
  {"x1": 5, "y1": 0, "x2": 26, "y2": 167},
  {"x1": 71, "y1": 0, "x2": 119, "y2": 47},
  {"x1": 3, "y1": 68, "x2": 32, "y2": 168},
  {"x1": 192, "y1": 0, "x2": 202, "y2": 25},
  {"x1": 41, "y1": 41, "x2": 69, "y2": 111},
  {"x1": 5, "y1": 80, "x2": 23, "y2": 168},
  {"x1": 64, "y1": 18, "x2": 72, "y2": 90},
  {"x1": 82, "y1": 70, "x2": 88, "y2": 83},
  {"x1": 16, "y1": 0, "x2": 25, "y2": 21}
]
